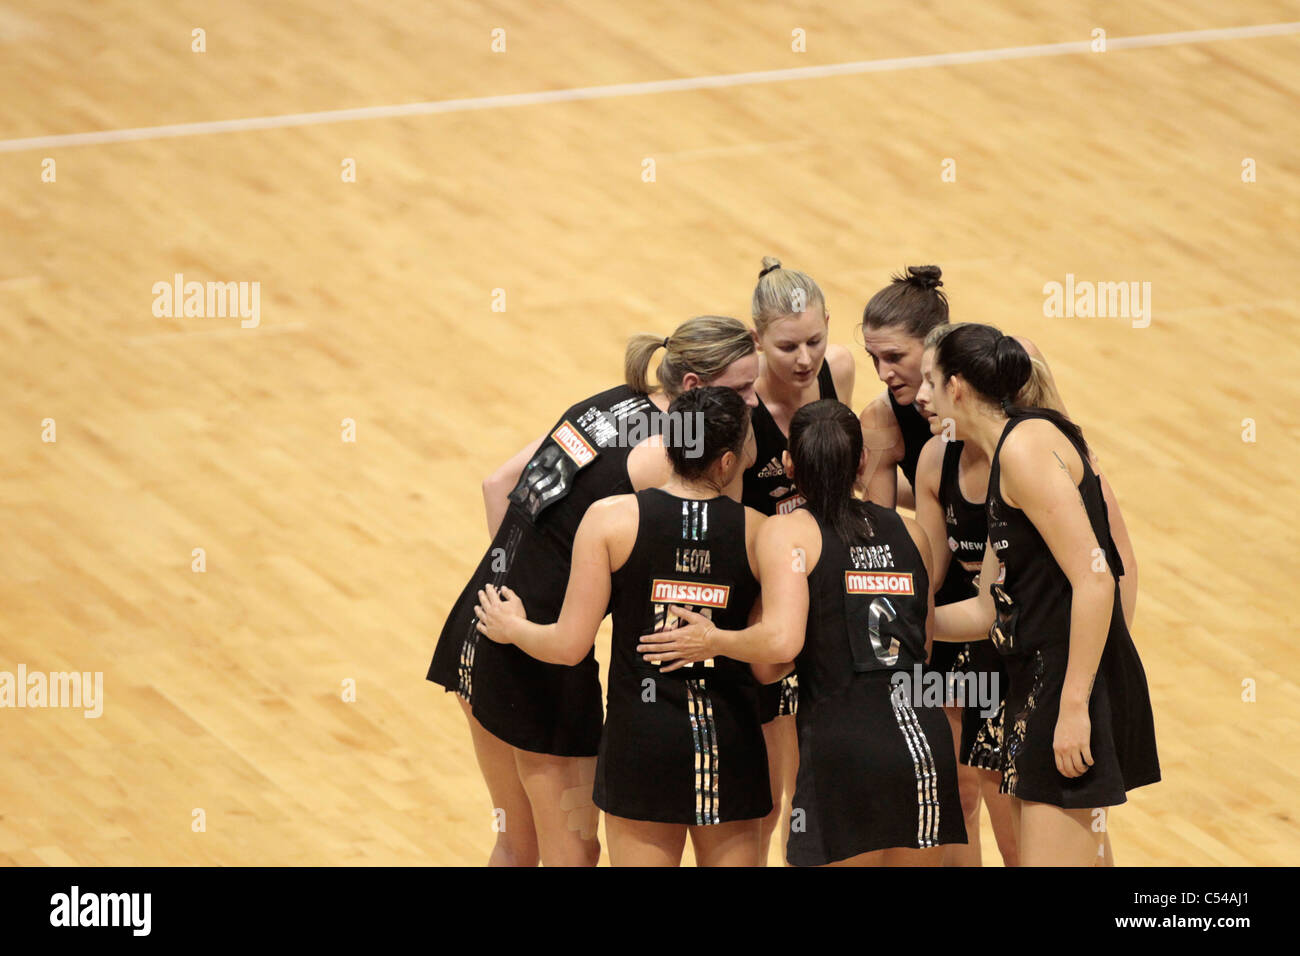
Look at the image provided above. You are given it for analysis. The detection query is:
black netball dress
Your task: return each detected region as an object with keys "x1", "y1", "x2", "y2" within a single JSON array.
[
  {"x1": 986, "y1": 412, "x2": 1160, "y2": 807},
  {"x1": 742, "y1": 362, "x2": 839, "y2": 723},
  {"x1": 427, "y1": 384, "x2": 655, "y2": 757},
  {"x1": 932, "y1": 439, "x2": 1009, "y2": 771},
  {"x1": 888, "y1": 390, "x2": 934, "y2": 490},
  {"x1": 786, "y1": 504, "x2": 965, "y2": 866},
  {"x1": 594, "y1": 489, "x2": 770, "y2": 824}
]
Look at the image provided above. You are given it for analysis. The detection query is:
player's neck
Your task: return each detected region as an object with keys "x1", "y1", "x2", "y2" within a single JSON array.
[
  {"x1": 661, "y1": 475, "x2": 726, "y2": 500},
  {"x1": 958, "y1": 436, "x2": 988, "y2": 467},
  {"x1": 759, "y1": 364, "x2": 813, "y2": 407},
  {"x1": 962, "y1": 407, "x2": 1008, "y2": 461}
]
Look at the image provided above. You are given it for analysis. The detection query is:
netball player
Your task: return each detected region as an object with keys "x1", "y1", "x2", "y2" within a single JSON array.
[
  {"x1": 912, "y1": 326, "x2": 1050, "y2": 867},
  {"x1": 641, "y1": 400, "x2": 966, "y2": 866},
  {"x1": 427, "y1": 316, "x2": 760, "y2": 867},
  {"x1": 858, "y1": 266, "x2": 1052, "y2": 511},
  {"x1": 742, "y1": 257, "x2": 855, "y2": 863},
  {"x1": 857, "y1": 265, "x2": 950, "y2": 510},
  {"x1": 928, "y1": 324, "x2": 1159, "y2": 866},
  {"x1": 474, "y1": 388, "x2": 771, "y2": 866},
  {"x1": 914, "y1": 324, "x2": 1141, "y2": 866}
]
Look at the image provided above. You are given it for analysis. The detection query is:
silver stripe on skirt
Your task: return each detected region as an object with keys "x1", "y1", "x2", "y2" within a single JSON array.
[
  {"x1": 892, "y1": 697, "x2": 941, "y2": 846},
  {"x1": 686, "y1": 679, "x2": 720, "y2": 825}
]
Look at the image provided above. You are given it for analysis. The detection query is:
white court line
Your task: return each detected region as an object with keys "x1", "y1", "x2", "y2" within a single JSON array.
[
  {"x1": 125, "y1": 322, "x2": 306, "y2": 346},
  {"x1": 1, "y1": 21, "x2": 1298, "y2": 153}
]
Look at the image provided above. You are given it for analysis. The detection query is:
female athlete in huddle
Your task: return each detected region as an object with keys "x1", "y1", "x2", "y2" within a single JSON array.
[
  {"x1": 641, "y1": 400, "x2": 966, "y2": 865},
  {"x1": 913, "y1": 323, "x2": 1139, "y2": 865},
  {"x1": 475, "y1": 388, "x2": 772, "y2": 866},
  {"x1": 742, "y1": 257, "x2": 854, "y2": 862},
  {"x1": 928, "y1": 324, "x2": 1159, "y2": 866},
  {"x1": 428, "y1": 317, "x2": 759, "y2": 866}
]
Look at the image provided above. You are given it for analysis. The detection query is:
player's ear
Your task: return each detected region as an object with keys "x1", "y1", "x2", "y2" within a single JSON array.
[
  {"x1": 717, "y1": 449, "x2": 737, "y2": 481},
  {"x1": 782, "y1": 450, "x2": 794, "y2": 480},
  {"x1": 681, "y1": 372, "x2": 701, "y2": 392},
  {"x1": 856, "y1": 447, "x2": 868, "y2": 480}
]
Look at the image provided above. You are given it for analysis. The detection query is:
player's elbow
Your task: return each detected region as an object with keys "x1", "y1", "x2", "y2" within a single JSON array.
[
  {"x1": 773, "y1": 627, "x2": 804, "y2": 663},
  {"x1": 753, "y1": 662, "x2": 790, "y2": 684},
  {"x1": 483, "y1": 469, "x2": 515, "y2": 509},
  {"x1": 558, "y1": 642, "x2": 589, "y2": 668},
  {"x1": 1074, "y1": 571, "x2": 1115, "y2": 608}
]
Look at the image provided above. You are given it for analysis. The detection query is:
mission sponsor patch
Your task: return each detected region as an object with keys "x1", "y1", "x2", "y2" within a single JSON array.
[
  {"x1": 650, "y1": 578, "x2": 731, "y2": 609},
  {"x1": 776, "y1": 493, "x2": 806, "y2": 515},
  {"x1": 844, "y1": 570, "x2": 915, "y2": 596},
  {"x1": 551, "y1": 420, "x2": 596, "y2": 466}
]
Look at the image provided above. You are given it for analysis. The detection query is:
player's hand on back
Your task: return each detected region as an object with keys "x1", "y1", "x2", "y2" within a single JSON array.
[
  {"x1": 474, "y1": 584, "x2": 527, "y2": 643},
  {"x1": 638, "y1": 605, "x2": 714, "y2": 672}
]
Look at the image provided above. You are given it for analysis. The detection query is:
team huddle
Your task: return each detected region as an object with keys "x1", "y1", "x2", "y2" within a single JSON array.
[{"x1": 427, "y1": 261, "x2": 1160, "y2": 867}]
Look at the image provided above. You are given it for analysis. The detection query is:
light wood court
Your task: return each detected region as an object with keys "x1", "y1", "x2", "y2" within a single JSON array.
[{"x1": 0, "y1": 1, "x2": 1297, "y2": 865}]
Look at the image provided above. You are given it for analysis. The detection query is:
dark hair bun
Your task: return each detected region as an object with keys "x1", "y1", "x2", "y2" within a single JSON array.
[
  {"x1": 993, "y1": 335, "x2": 1031, "y2": 400},
  {"x1": 666, "y1": 386, "x2": 750, "y2": 481},
  {"x1": 905, "y1": 265, "x2": 943, "y2": 290}
]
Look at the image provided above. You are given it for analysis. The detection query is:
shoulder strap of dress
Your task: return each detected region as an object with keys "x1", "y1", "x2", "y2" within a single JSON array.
[
  {"x1": 749, "y1": 387, "x2": 778, "y2": 434},
  {"x1": 940, "y1": 439, "x2": 962, "y2": 490},
  {"x1": 989, "y1": 416, "x2": 1021, "y2": 468},
  {"x1": 816, "y1": 360, "x2": 837, "y2": 400}
]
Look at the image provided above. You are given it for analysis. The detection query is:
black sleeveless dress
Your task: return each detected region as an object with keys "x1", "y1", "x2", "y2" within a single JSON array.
[
  {"x1": 986, "y1": 413, "x2": 1160, "y2": 807},
  {"x1": 888, "y1": 390, "x2": 933, "y2": 491},
  {"x1": 427, "y1": 385, "x2": 655, "y2": 757},
  {"x1": 594, "y1": 490, "x2": 769, "y2": 824},
  {"x1": 931, "y1": 439, "x2": 1009, "y2": 771},
  {"x1": 742, "y1": 362, "x2": 839, "y2": 723},
  {"x1": 786, "y1": 505, "x2": 965, "y2": 866}
]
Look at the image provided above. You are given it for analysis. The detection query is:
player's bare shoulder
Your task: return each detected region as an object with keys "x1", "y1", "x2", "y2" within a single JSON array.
[
  {"x1": 585, "y1": 493, "x2": 640, "y2": 530},
  {"x1": 825, "y1": 344, "x2": 856, "y2": 397},
  {"x1": 860, "y1": 391, "x2": 904, "y2": 457},
  {"x1": 915, "y1": 435, "x2": 946, "y2": 484}
]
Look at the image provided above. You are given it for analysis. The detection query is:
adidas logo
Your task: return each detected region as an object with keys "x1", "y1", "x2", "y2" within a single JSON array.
[{"x1": 756, "y1": 457, "x2": 785, "y2": 479}]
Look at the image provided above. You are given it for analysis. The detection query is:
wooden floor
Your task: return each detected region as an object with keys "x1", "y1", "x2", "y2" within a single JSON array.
[{"x1": 1, "y1": 0, "x2": 1298, "y2": 865}]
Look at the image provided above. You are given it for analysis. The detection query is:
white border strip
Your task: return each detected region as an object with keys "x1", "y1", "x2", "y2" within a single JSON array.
[{"x1": 2, "y1": 22, "x2": 1297, "y2": 153}]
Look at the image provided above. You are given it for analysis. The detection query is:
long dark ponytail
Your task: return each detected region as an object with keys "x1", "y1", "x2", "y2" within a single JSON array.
[
  {"x1": 788, "y1": 400, "x2": 877, "y2": 543},
  {"x1": 933, "y1": 323, "x2": 1089, "y2": 457}
]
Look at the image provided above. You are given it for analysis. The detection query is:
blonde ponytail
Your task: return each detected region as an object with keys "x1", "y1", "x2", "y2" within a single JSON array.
[
  {"x1": 624, "y1": 315, "x2": 755, "y2": 398},
  {"x1": 751, "y1": 256, "x2": 827, "y2": 336}
]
